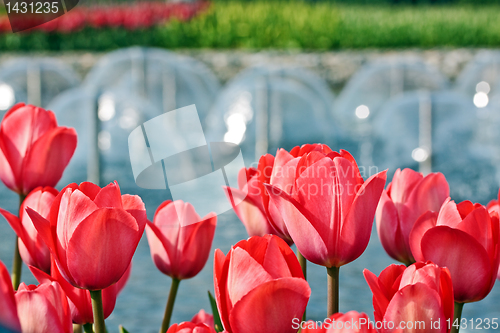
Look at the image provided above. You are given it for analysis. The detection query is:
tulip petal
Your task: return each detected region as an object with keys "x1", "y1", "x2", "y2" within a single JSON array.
[
  {"x1": 262, "y1": 235, "x2": 292, "y2": 279},
  {"x1": 0, "y1": 145, "x2": 16, "y2": 192},
  {"x1": 0, "y1": 261, "x2": 20, "y2": 331},
  {"x1": 456, "y1": 207, "x2": 495, "y2": 259},
  {"x1": 227, "y1": 247, "x2": 273, "y2": 305},
  {"x1": 26, "y1": 207, "x2": 57, "y2": 262},
  {"x1": 66, "y1": 208, "x2": 140, "y2": 290},
  {"x1": 176, "y1": 216, "x2": 217, "y2": 279},
  {"x1": 382, "y1": 283, "x2": 445, "y2": 333},
  {"x1": 145, "y1": 221, "x2": 173, "y2": 276},
  {"x1": 229, "y1": 278, "x2": 310, "y2": 333},
  {"x1": 121, "y1": 194, "x2": 147, "y2": 232},
  {"x1": 57, "y1": 188, "x2": 98, "y2": 257},
  {"x1": 265, "y1": 183, "x2": 329, "y2": 266},
  {"x1": 339, "y1": 171, "x2": 387, "y2": 266},
  {"x1": 22, "y1": 127, "x2": 77, "y2": 193},
  {"x1": 78, "y1": 182, "x2": 101, "y2": 200},
  {"x1": 390, "y1": 168, "x2": 423, "y2": 205},
  {"x1": 93, "y1": 182, "x2": 123, "y2": 208},
  {"x1": 225, "y1": 186, "x2": 271, "y2": 237},
  {"x1": 408, "y1": 211, "x2": 438, "y2": 262},
  {"x1": 421, "y1": 226, "x2": 492, "y2": 302},
  {"x1": 376, "y1": 191, "x2": 410, "y2": 263},
  {"x1": 214, "y1": 249, "x2": 231, "y2": 332},
  {"x1": 364, "y1": 265, "x2": 405, "y2": 323},
  {"x1": 0, "y1": 207, "x2": 24, "y2": 241},
  {"x1": 435, "y1": 199, "x2": 462, "y2": 228},
  {"x1": 402, "y1": 172, "x2": 449, "y2": 239}
]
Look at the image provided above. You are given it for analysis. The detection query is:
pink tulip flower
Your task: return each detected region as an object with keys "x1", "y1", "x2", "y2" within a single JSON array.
[
  {"x1": 0, "y1": 186, "x2": 58, "y2": 273},
  {"x1": 145, "y1": 200, "x2": 216, "y2": 280},
  {"x1": 376, "y1": 168, "x2": 449, "y2": 265},
  {"x1": 228, "y1": 144, "x2": 333, "y2": 244},
  {"x1": 409, "y1": 198, "x2": 500, "y2": 303},
  {"x1": 364, "y1": 262, "x2": 454, "y2": 333},
  {"x1": 27, "y1": 181, "x2": 147, "y2": 291},
  {"x1": 0, "y1": 103, "x2": 77, "y2": 195},
  {"x1": 214, "y1": 235, "x2": 310, "y2": 333},
  {"x1": 265, "y1": 149, "x2": 387, "y2": 268},
  {"x1": 16, "y1": 281, "x2": 72, "y2": 333}
]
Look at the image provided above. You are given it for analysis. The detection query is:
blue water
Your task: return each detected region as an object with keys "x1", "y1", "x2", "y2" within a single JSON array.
[{"x1": 0, "y1": 186, "x2": 499, "y2": 333}]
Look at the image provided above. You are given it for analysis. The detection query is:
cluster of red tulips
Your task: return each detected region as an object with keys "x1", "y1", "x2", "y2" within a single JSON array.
[
  {"x1": 0, "y1": 1, "x2": 209, "y2": 33},
  {"x1": 0, "y1": 102, "x2": 499, "y2": 333}
]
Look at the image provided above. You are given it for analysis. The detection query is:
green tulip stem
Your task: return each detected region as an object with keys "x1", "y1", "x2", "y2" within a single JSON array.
[
  {"x1": 451, "y1": 302, "x2": 464, "y2": 333},
  {"x1": 90, "y1": 290, "x2": 106, "y2": 333},
  {"x1": 11, "y1": 237, "x2": 22, "y2": 290},
  {"x1": 160, "y1": 278, "x2": 181, "y2": 333},
  {"x1": 11, "y1": 193, "x2": 27, "y2": 290},
  {"x1": 297, "y1": 250, "x2": 307, "y2": 321},
  {"x1": 327, "y1": 266, "x2": 340, "y2": 317}
]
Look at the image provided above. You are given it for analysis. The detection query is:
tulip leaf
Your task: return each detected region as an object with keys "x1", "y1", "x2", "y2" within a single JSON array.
[
  {"x1": 118, "y1": 325, "x2": 130, "y2": 333},
  {"x1": 208, "y1": 290, "x2": 224, "y2": 332}
]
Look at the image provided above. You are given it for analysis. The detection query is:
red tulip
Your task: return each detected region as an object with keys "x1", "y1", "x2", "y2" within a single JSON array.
[
  {"x1": 27, "y1": 181, "x2": 147, "y2": 291},
  {"x1": 300, "y1": 311, "x2": 377, "y2": 333},
  {"x1": 364, "y1": 262, "x2": 454, "y2": 333},
  {"x1": 228, "y1": 144, "x2": 333, "y2": 245},
  {"x1": 376, "y1": 168, "x2": 449, "y2": 265},
  {"x1": 0, "y1": 261, "x2": 21, "y2": 332},
  {"x1": 409, "y1": 198, "x2": 500, "y2": 303},
  {"x1": 16, "y1": 281, "x2": 72, "y2": 333},
  {"x1": 214, "y1": 235, "x2": 310, "y2": 333},
  {"x1": 265, "y1": 149, "x2": 387, "y2": 268},
  {"x1": 0, "y1": 103, "x2": 77, "y2": 195},
  {"x1": 167, "y1": 322, "x2": 216, "y2": 333},
  {"x1": 486, "y1": 190, "x2": 500, "y2": 280},
  {"x1": 0, "y1": 186, "x2": 58, "y2": 273},
  {"x1": 30, "y1": 259, "x2": 131, "y2": 325},
  {"x1": 191, "y1": 309, "x2": 215, "y2": 329},
  {"x1": 145, "y1": 200, "x2": 216, "y2": 280}
]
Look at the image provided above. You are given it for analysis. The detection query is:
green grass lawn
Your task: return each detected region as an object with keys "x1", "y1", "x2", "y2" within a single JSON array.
[{"x1": 2, "y1": 2, "x2": 500, "y2": 51}]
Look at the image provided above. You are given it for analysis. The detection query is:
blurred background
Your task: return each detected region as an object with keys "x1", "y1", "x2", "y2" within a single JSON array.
[{"x1": 0, "y1": 0, "x2": 500, "y2": 332}]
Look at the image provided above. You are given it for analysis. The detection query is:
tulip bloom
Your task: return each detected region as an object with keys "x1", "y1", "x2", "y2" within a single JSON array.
[
  {"x1": 146, "y1": 200, "x2": 216, "y2": 333},
  {"x1": 167, "y1": 322, "x2": 216, "y2": 333},
  {"x1": 0, "y1": 187, "x2": 58, "y2": 273},
  {"x1": 228, "y1": 144, "x2": 333, "y2": 244},
  {"x1": 364, "y1": 262, "x2": 454, "y2": 333},
  {"x1": 145, "y1": 200, "x2": 217, "y2": 280},
  {"x1": 16, "y1": 281, "x2": 72, "y2": 333},
  {"x1": 30, "y1": 260, "x2": 131, "y2": 325},
  {"x1": 0, "y1": 103, "x2": 77, "y2": 195},
  {"x1": 486, "y1": 191, "x2": 500, "y2": 280},
  {"x1": 376, "y1": 168, "x2": 449, "y2": 265},
  {"x1": 409, "y1": 199, "x2": 500, "y2": 303},
  {"x1": 214, "y1": 235, "x2": 310, "y2": 333},
  {"x1": 300, "y1": 312, "x2": 377, "y2": 333},
  {"x1": 27, "y1": 181, "x2": 147, "y2": 291},
  {"x1": 265, "y1": 149, "x2": 387, "y2": 268},
  {"x1": 0, "y1": 261, "x2": 21, "y2": 332}
]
